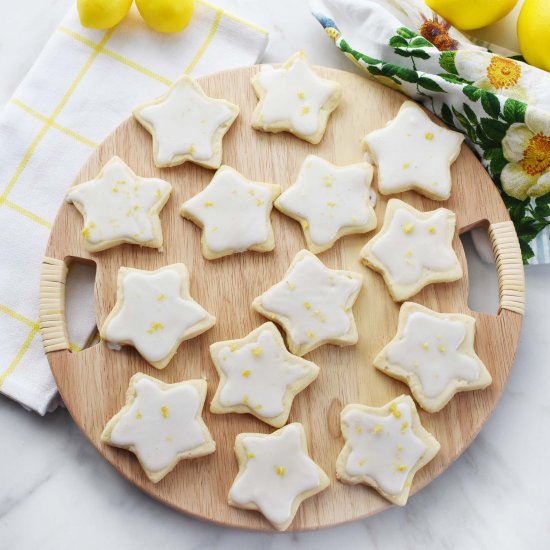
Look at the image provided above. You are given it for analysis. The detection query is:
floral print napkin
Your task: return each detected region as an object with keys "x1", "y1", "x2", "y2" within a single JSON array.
[{"x1": 311, "y1": 0, "x2": 550, "y2": 263}]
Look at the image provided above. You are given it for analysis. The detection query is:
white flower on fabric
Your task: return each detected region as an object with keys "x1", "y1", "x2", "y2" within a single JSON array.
[
  {"x1": 454, "y1": 52, "x2": 550, "y2": 107},
  {"x1": 501, "y1": 108, "x2": 550, "y2": 200}
]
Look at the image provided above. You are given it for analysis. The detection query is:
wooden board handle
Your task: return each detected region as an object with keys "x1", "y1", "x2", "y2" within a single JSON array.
[
  {"x1": 39, "y1": 257, "x2": 69, "y2": 353},
  {"x1": 488, "y1": 221, "x2": 525, "y2": 315}
]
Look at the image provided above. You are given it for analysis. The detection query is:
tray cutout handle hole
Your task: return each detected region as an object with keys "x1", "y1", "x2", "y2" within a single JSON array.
[
  {"x1": 460, "y1": 224, "x2": 499, "y2": 315},
  {"x1": 65, "y1": 257, "x2": 99, "y2": 353}
]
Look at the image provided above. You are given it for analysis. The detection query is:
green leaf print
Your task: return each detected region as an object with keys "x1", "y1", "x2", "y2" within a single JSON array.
[
  {"x1": 535, "y1": 194, "x2": 550, "y2": 206},
  {"x1": 440, "y1": 103, "x2": 454, "y2": 126},
  {"x1": 396, "y1": 27, "x2": 417, "y2": 39},
  {"x1": 438, "y1": 73, "x2": 470, "y2": 85},
  {"x1": 417, "y1": 77, "x2": 445, "y2": 92},
  {"x1": 463, "y1": 85, "x2": 483, "y2": 102},
  {"x1": 396, "y1": 67, "x2": 418, "y2": 83},
  {"x1": 393, "y1": 48, "x2": 430, "y2": 60},
  {"x1": 462, "y1": 103, "x2": 477, "y2": 124},
  {"x1": 409, "y1": 36, "x2": 433, "y2": 48},
  {"x1": 502, "y1": 98, "x2": 527, "y2": 124},
  {"x1": 480, "y1": 118, "x2": 508, "y2": 141},
  {"x1": 439, "y1": 51, "x2": 458, "y2": 75},
  {"x1": 339, "y1": 39, "x2": 381, "y2": 65},
  {"x1": 389, "y1": 36, "x2": 408, "y2": 48},
  {"x1": 480, "y1": 91, "x2": 501, "y2": 119}
]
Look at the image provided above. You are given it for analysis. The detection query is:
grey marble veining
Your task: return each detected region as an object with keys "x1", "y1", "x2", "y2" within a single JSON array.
[{"x1": 1, "y1": 1, "x2": 549, "y2": 548}]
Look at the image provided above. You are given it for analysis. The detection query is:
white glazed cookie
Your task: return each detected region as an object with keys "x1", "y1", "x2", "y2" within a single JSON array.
[
  {"x1": 180, "y1": 166, "x2": 281, "y2": 260},
  {"x1": 275, "y1": 155, "x2": 377, "y2": 254},
  {"x1": 360, "y1": 199, "x2": 462, "y2": 302},
  {"x1": 252, "y1": 250, "x2": 362, "y2": 356},
  {"x1": 101, "y1": 373, "x2": 215, "y2": 483},
  {"x1": 228, "y1": 422, "x2": 330, "y2": 530},
  {"x1": 251, "y1": 51, "x2": 342, "y2": 144},
  {"x1": 336, "y1": 395, "x2": 440, "y2": 506},
  {"x1": 363, "y1": 101, "x2": 464, "y2": 200},
  {"x1": 66, "y1": 156, "x2": 171, "y2": 253},
  {"x1": 100, "y1": 264, "x2": 215, "y2": 369},
  {"x1": 374, "y1": 302, "x2": 492, "y2": 413},
  {"x1": 133, "y1": 75, "x2": 239, "y2": 169},
  {"x1": 209, "y1": 322, "x2": 320, "y2": 427}
]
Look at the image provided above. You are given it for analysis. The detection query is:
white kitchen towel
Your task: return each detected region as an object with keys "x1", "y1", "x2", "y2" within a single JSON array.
[{"x1": 0, "y1": 1, "x2": 268, "y2": 415}]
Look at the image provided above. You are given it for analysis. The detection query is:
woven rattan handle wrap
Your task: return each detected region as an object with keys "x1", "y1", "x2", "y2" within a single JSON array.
[
  {"x1": 488, "y1": 221, "x2": 525, "y2": 315},
  {"x1": 39, "y1": 257, "x2": 69, "y2": 352}
]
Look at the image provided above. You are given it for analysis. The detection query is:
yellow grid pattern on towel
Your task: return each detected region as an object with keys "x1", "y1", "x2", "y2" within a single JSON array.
[{"x1": 0, "y1": 2, "x2": 245, "y2": 389}]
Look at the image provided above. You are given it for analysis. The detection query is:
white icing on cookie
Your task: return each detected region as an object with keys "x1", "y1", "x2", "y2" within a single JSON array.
[
  {"x1": 101, "y1": 265, "x2": 215, "y2": 368},
  {"x1": 229, "y1": 423, "x2": 327, "y2": 529},
  {"x1": 109, "y1": 377, "x2": 207, "y2": 473},
  {"x1": 253, "y1": 250, "x2": 362, "y2": 356},
  {"x1": 213, "y1": 326, "x2": 318, "y2": 419},
  {"x1": 374, "y1": 303, "x2": 492, "y2": 412},
  {"x1": 134, "y1": 75, "x2": 239, "y2": 168},
  {"x1": 275, "y1": 155, "x2": 376, "y2": 253},
  {"x1": 342, "y1": 401, "x2": 427, "y2": 496},
  {"x1": 251, "y1": 52, "x2": 341, "y2": 143},
  {"x1": 371, "y1": 207, "x2": 457, "y2": 286},
  {"x1": 180, "y1": 166, "x2": 280, "y2": 259},
  {"x1": 66, "y1": 156, "x2": 171, "y2": 252},
  {"x1": 386, "y1": 311, "x2": 480, "y2": 397},
  {"x1": 363, "y1": 101, "x2": 463, "y2": 200}
]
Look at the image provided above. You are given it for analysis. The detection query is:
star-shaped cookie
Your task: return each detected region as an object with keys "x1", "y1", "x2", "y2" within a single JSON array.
[
  {"x1": 374, "y1": 302, "x2": 492, "y2": 413},
  {"x1": 336, "y1": 395, "x2": 440, "y2": 506},
  {"x1": 133, "y1": 75, "x2": 239, "y2": 169},
  {"x1": 66, "y1": 156, "x2": 171, "y2": 253},
  {"x1": 209, "y1": 322, "x2": 320, "y2": 427},
  {"x1": 360, "y1": 199, "x2": 462, "y2": 302},
  {"x1": 101, "y1": 373, "x2": 215, "y2": 483},
  {"x1": 251, "y1": 51, "x2": 342, "y2": 144},
  {"x1": 180, "y1": 166, "x2": 281, "y2": 260},
  {"x1": 363, "y1": 101, "x2": 464, "y2": 200},
  {"x1": 100, "y1": 264, "x2": 215, "y2": 369},
  {"x1": 228, "y1": 422, "x2": 330, "y2": 530},
  {"x1": 275, "y1": 155, "x2": 377, "y2": 254},
  {"x1": 252, "y1": 249, "x2": 362, "y2": 356}
]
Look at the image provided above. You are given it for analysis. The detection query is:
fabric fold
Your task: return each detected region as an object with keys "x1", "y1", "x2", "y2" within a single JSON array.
[{"x1": 311, "y1": 0, "x2": 550, "y2": 264}]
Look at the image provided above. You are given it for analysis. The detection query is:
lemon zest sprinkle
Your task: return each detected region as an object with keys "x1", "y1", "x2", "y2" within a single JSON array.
[
  {"x1": 389, "y1": 403, "x2": 401, "y2": 418},
  {"x1": 147, "y1": 322, "x2": 165, "y2": 334}
]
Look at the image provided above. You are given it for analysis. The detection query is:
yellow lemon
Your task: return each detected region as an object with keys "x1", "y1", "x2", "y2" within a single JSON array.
[
  {"x1": 77, "y1": 0, "x2": 133, "y2": 29},
  {"x1": 517, "y1": 0, "x2": 550, "y2": 71},
  {"x1": 425, "y1": 0, "x2": 518, "y2": 30},
  {"x1": 136, "y1": 0, "x2": 195, "y2": 33}
]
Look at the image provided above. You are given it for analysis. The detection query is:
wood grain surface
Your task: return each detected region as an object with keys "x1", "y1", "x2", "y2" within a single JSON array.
[{"x1": 43, "y1": 66, "x2": 523, "y2": 531}]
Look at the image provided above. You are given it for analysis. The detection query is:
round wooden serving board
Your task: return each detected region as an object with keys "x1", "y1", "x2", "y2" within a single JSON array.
[{"x1": 41, "y1": 66, "x2": 524, "y2": 531}]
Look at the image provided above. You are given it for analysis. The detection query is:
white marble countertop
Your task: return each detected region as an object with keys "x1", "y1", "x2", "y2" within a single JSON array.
[{"x1": 1, "y1": 1, "x2": 549, "y2": 548}]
